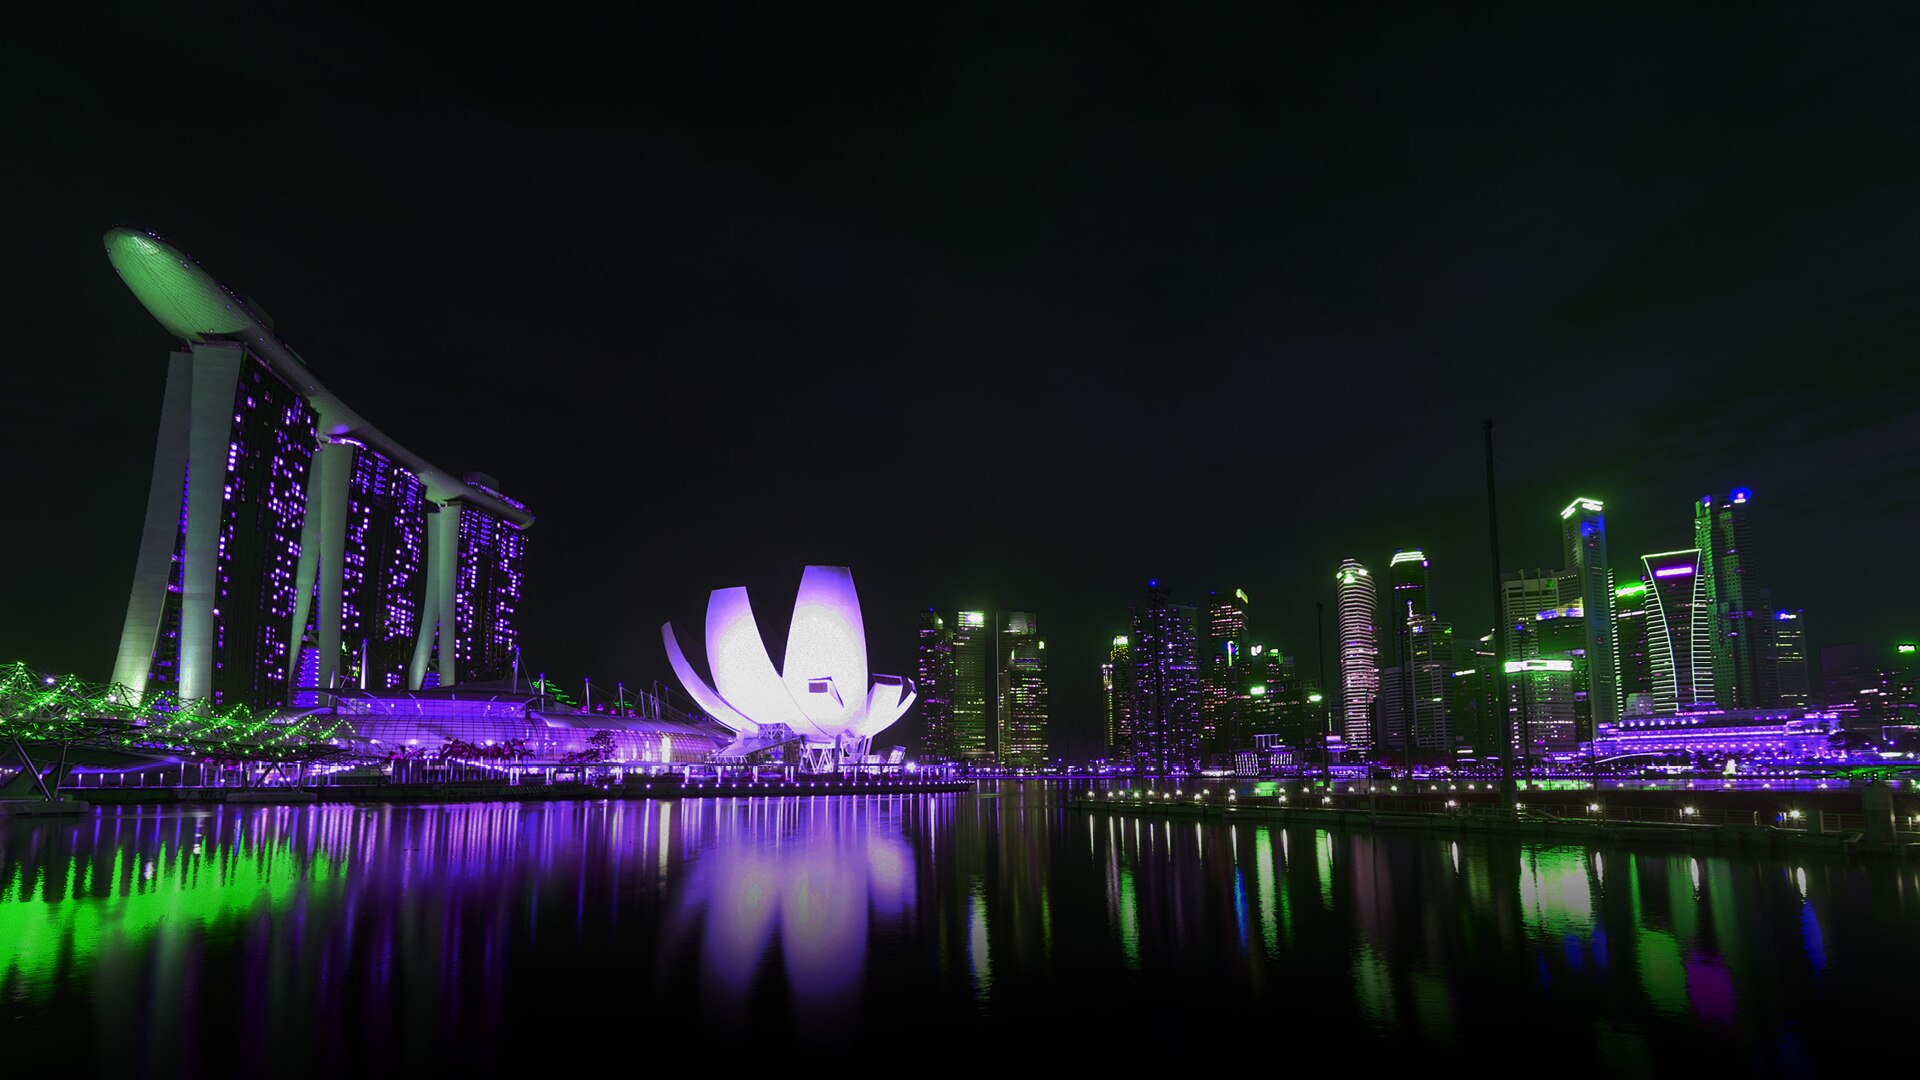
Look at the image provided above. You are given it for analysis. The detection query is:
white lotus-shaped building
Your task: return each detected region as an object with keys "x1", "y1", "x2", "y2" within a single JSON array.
[{"x1": 661, "y1": 566, "x2": 915, "y2": 771}]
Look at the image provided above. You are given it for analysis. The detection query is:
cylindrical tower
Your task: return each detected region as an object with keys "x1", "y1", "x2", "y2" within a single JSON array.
[{"x1": 1335, "y1": 558, "x2": 1379, "y2": 755}]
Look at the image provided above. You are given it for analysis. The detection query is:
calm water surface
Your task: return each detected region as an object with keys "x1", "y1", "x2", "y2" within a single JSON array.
[{"x1": 1, "y1": 782, "x2": 1913, "y2": 1074}]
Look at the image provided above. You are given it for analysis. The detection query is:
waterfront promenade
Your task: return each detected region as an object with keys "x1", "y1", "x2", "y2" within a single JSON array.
[
  {"x1": 1071, "y1": 781, "x2": 1920, "y2": 857},
  {"x1": 8, "y1": 772, "x2": 968, "y2": 811}
]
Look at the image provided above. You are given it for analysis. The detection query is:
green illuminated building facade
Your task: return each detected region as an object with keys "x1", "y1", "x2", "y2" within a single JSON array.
[{"x1": 951, "y1": 611, "x2": 990, "y2": 761}]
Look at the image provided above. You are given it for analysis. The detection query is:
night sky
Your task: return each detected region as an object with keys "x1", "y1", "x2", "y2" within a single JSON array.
[{"x1": 5, "y1": 7, "x2": 1918, "y2": 757}]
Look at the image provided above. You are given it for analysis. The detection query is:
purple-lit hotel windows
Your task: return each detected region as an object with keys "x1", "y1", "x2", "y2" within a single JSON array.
[
  {"x1": 451, "y1": 502, "x2": 526, "y2": 683},
  {"x1": 158, "y1": 353, "x2": 318, "y2": 708}
]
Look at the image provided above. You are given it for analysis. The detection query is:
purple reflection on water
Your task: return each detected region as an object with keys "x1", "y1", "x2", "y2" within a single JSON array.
[
  {"x1": 669, "y1": 803, "x2": 913, "y2": 1037},
  {"x1": 1686, "y1": 953, "x2": 1736, "y2": 1024}
]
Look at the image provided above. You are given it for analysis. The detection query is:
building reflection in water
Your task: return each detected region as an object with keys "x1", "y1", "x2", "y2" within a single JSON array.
[{"x1": 1, "y1": 784, "x2": 1918, "y2": 1069}]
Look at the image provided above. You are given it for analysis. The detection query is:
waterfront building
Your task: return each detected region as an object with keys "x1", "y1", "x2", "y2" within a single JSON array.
[
  {"x1": 335, "y1": 684, "x2": 731, "y2": 768},
  {"x1": 1773, "y1": 608, "x2": 1810, "y2": 710},
  {"x1": 1695, "y1": 490, "x2": 1778, "y2": 707},
  {"x1": 661, "y1": 566, "x2": 917, "y2": 772},
  {"x1": 1105, "y1": 635, "x2": 1135, "y2": 760},
  {"x1": 1560, "y1": 498, "x2": 1620, "y2": 732},
  {"x1": 916, "y1": 610, "x2": 954, "y2": 760},
  {"x1": 1643, "y1": 549, "x2": 1714, "y2": 714},
  {"x1": 951, "y1": 611, "x2": 990, "y2": 762},
  {"x1": 105, "y1": 229, "x2": 534, "y2": 710},
  {"x1": 1335, "y1": 559, "x2": 1379, "y2": 754},
  {"x1": 996, "y1": 612, "x2": 1049, "y2": 768},
  {"x1": 1201, "y1": 589, "x2": 1250, "y2": 753},
  {"x1": 1593, "y1": 707, "x2": 1840, "y2": 764},
  {"x1": 1613, "y1": 577, "x2": 1654, "y2": 715},
  {"x1": 1131, "y1": 581, "x2": 1201, "y2": 774}
]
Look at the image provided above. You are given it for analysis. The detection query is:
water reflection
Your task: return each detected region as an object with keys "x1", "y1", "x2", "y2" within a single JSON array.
[{"x1": 0, "y1": 785, "x2": 1916, "y2": 1071}]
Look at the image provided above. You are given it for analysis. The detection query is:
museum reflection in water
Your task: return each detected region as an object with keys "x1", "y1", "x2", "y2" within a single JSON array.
[{"x1": 2, "y1": 784, "x2": 1914, "y2": 1069}]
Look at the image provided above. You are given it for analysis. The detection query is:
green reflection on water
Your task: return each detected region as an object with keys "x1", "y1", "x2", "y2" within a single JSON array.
[
  {"x1": 1519, "y1": 846, "x2": 1594, "y2": 939},
  {"x1": 0, "y1": 830, "x2": 344, "y2": 1002}
]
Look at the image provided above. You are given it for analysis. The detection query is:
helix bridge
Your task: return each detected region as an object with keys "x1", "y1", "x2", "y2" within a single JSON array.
[{"x1": 1, "y1": 661, "x2": 366, "y2": 800}]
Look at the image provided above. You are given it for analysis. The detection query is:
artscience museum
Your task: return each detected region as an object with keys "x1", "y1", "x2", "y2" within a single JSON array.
[{"x1": 663, "y1": 566, "x2": 916, "y2": 772}]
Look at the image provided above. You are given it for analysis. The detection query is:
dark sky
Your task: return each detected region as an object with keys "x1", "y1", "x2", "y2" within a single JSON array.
[{"x1": 4, "y1": 7, "x2": 1918, "y2": 757}]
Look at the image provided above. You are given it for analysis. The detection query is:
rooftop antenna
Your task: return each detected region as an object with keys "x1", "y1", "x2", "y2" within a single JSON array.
[{"x1": 585, "y1": 677, "x2": 591, "y2": 714}]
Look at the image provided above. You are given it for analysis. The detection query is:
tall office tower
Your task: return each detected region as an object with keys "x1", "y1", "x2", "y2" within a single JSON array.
[
  {"x1": 1335, "y1": 559, "x2": 1379, "y2": 754},
  {"x1": 1695, "y1": 489, "x2": 1778, "y2": 707},
  {"x1": 1202, "y1": 589, "x2": 1251, "y2": 753},
  {"x1": 1388, "y1": 550, "x2": 1430, "y2": 634},
  {"x1": 1500, "y1": 567, "x2": 1572, "y2": 629},
  {"x1": 1613, "y1": 577, "x2": 1654, "y2": 715},
  {"x1": 1447, "y1": 630, "x2": 1498, "y2": 759},
  {"x1": 1509, "y1": 605, "x2": 1589, "y2": 754},
  {"x1": 1560, "y1": 498, "x2": 1620, "y2": 732},
  {"x1": 996, "y1": 612, "x2": 1050, "y2": 767},
  {"x1": 1385, "y1": 550, "x2": 1432, "y2": 758},
  {"x1": 1406, "y1": 615, "x2": 1455, "y2": 752},
  {"x1": 1240, "y1": 645, "x2": 1300, "y2": 741},
  {"x1": 1643, "y1": 549, "x2": 1714, "y2": 714},
  {"x1": 916, "y1": 610, "x2": 955, "y2": 760},
  {"x1": 1131, "y1": 581, "x2": 1201, "y2": 774},
  {"x1": 105, "y1": 229, "x2": 534, "y2": 710},
  {"x1": 1772, "y1": 608, "x2": 1810, "y2": 709},
  {"x1": 1105, "y1": 635, "x2": 1135, "y2": 760},
  {"x1": 951, "y1": 611, "x2": 990, "y2": 761}
]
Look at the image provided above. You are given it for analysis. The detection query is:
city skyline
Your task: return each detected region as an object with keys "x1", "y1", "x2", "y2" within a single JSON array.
[{"x1": 7, "y1": 22, "x2": 1919, "y2": 762}]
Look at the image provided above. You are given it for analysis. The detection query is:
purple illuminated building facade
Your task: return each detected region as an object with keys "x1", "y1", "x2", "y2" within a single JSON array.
[
  {"x1": 1130, "y1": 581, "x2": 1201, "y2": 774},
  {"x1": 105, "y1": 228, "x2": 535, "y2": 709}
]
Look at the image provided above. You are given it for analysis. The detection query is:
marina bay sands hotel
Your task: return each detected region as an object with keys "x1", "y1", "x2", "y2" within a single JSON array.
[{"x1": 104, "y1": 228, "x2": 534, "y2": 710}]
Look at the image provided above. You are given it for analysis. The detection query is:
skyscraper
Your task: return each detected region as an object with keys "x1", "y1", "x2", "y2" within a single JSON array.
[
  {"x1": 1773, "y1": 608, "x2": 1810, "y2": 710},
  {"x1": 1202, "y1": 589, "x2": 1250, "y2": 753},
  {"x1": 1509, "y1": 604, "x2": 1588, "y2": 755},
  {"x1": 1560, "y1": 497, "x2": 1620, "y2": 732},
  {"x1": 1131, "y1": 581, "x2": 1201, "y2": 774},
  {"x1": 996, "y1": 612, "x2": 1049, "y2": 768},
  {"x1": 1643, "y1": 549, "x2": 1714, "y2": 714},
  {"x1": 916, "y1": 610, "x2": 955, "y2": 760},
  {"x1": 1500, "y1": 567, "x2": 1572, "y2": 630},
  {"x1": 1385, "y1": 550, "x2": 1444, "y2": 760},
  {"x1": 1613, "y1": 577, "x2": 1654, "y2": 715},
  {"x1": 1388, "y1": 550, "x2": 1429, "y2": 632},
  {"x1": 951, "y1": 611, "x2": 990, "y2": 761},
  {"x1": 1105, "y1": 635, "x2": 1135, "y2": 761},
  {"x1": 1335, "y1": 559, "x2": 1379, "y2": 754},
  {"x1": 1448, "y1": 630, "x2": 1499, "y2": 759},
  {"x1": 1695, "y1": 489, "x2": 1777, "y2": 708},
  {"x1": 106, "y1": 229, "x2": 534, "y2": 710}
]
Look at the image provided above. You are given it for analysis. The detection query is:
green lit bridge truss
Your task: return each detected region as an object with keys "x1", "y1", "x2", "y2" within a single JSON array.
[{"x1": 1, "y1": 661, "x2": 367, "y2": 792}]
